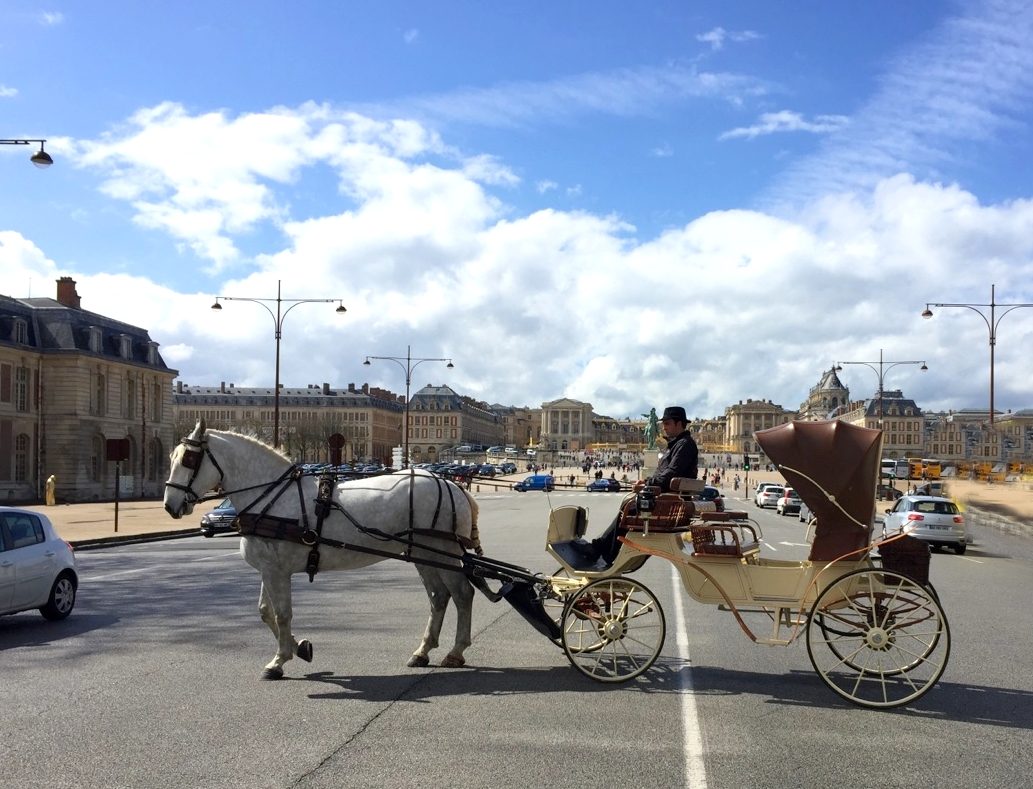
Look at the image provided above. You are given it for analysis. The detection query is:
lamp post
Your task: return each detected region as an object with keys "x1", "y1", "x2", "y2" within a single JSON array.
[
  {"x1": 363, "y1": 346, "x2": 454, "y2": 468},
  {"x1": 211, "y1": 280, "x2": 346, "y2": 448},
  {"x1": 1, "y1": 138, "x2": 54, "y2": 168},
  {"x1": 922, "y1": 284, "x2": 1033, "y2": 425},
  {"x1": 834, "y1": 349, "x2": 928, "y2": 429}
]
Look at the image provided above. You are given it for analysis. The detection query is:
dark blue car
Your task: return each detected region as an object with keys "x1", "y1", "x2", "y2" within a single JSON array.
[
  {"x1": 199, "y1": 498, "x2": 237, "y2": 538},
  {"x1": 586, "y1": 478, "x2": 623, "y2": 492}
]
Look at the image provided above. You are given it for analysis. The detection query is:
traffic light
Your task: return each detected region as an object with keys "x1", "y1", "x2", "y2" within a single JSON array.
[{"x1": 743, "y1": 456, "x2": 751, "y2": 471}]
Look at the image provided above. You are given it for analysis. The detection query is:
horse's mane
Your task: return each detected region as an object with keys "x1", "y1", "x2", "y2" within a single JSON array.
[{"x1": 207, "y1": 429, "x2": 292, "y2": 463}]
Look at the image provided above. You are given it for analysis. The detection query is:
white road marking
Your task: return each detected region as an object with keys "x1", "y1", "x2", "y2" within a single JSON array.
[
  {"x1": 672, "y1": 567, "x2": 708, "y2": 789},
  {"x1": 86, "y1": 550, "x2": 238, "y2": 581}
]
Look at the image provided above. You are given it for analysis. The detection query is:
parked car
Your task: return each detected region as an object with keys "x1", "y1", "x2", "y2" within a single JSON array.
[
  {"x1": 882, "y1": 495, "x2": 968, "y2": 554},
  {"x1": 695, "y1": 485, "x2": 725, "y2": 512},
  {"x1": 586, "y1": 478, "x2": 622, "y2": 492},
  {"x1": 499, "y1": 462, "x2": 518, "y2": 474},
  {"x1": 775, "y1": 488, "x2": 803, "y2": 516},
  {"x1": 799, "y1": 500, "x2": 812, "y2": 523},
  {"x1": 755, "y1": 484, "x2": 785, "y2": 508},
  {"x1": 514, "y1": 474, "x2": 555, "y2": 492},
  {"x1": 478, "y1": 464, "x2": 496, "y2": 477},
  {"x1": 0, "y1": 507, "x2": 78, "y2": 620},
  {"x1": 200, "y1": 498, "x2": 238, "y2": 538}
]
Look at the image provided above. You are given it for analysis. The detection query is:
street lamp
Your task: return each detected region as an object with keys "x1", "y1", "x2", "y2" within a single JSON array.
[
  {"x1": 363, "y1": 345, "x2": 454, "y2": 468},
  {"x1": 1, "y1": 138, "x2": 54, "y2": 168},
  {"x1": 211, "y1": 280, "x2": 346, "y2": 448},
  {"x1": 922, "y1": 284, "x2": 1033, "y2": 425},
  {"x1": 834, "y1": 349, "x2": 928, "y2": 429}
]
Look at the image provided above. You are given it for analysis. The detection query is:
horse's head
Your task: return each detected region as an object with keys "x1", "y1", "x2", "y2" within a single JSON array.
[{"x1": 163, "y1": 419, "x2": 225, "y2": 519}]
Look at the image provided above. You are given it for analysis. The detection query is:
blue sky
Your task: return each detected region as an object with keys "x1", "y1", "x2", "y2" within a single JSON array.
[{"x1": 4, "y1": 0, "x2": 1033, "y2": 421}]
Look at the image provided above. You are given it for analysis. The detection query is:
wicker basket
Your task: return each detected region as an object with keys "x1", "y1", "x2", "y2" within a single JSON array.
[{"x1": 878, "y1": 535, "x2": 931, "y2": 585}]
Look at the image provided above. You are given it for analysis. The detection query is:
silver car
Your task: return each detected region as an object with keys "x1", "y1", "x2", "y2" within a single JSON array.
[
  {"x1": 882, "y1": 495, "x2": 967, "y2": 554},
  {"x1": 0, "y1": 507, "x2": 79, "y2": 619}
]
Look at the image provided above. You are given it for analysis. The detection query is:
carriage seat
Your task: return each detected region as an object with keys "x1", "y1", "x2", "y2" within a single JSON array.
[{"x1": 546, "y1": 506, "x2": 610, "y2": 572}]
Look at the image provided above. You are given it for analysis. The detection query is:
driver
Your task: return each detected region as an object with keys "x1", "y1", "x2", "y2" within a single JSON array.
[
  {"x1": 589, "y1": 406, "x2": 698, "y2": 562},
  {"x1": 645, "y1": 406, "x2": 699, "y2": 491}
]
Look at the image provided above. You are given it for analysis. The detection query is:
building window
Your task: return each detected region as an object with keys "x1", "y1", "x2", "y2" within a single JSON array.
[
  {"x1": 91, "y1": 436, "x2": 104, "y2": 482},
  {"x1": 119, "y1": 335, "x2": 133, "y2": 359},
  {"x1": 126, "y1": 379, "x2": 136, "y2": 419},
  {"x1": 94, "y1": 371, "x2": 107, "y2": 416},
  {"x1": 14, "y1": 434, "x2": 29, "y2": 482},
  {"x1": 12, "y1": 319, "x2": 28, "y2": 345},
  {"x1": 151, "y1": 382, "x2": 162, "y2": 421},
  {"x1": 14, "y1": 366, "x2": 29, "y2": 412},
  {"x1": 148, "y1": 437, "x2": 163, "y2": 481},
  {"x1": 147, "y1": 342, "x2": 159, "y2": 365},
  {"x1": 89, "y1": 327, "x2": 103, "y2": 353}
]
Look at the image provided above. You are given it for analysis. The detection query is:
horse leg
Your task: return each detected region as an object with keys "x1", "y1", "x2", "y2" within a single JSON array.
[
  {"x1": 258, "y1": 571, "x2": 306, "y2": 680},
  {"x1": 408, "y1": 565, "x2": 449, "y2": 668},
  {"x1": 439, "y1": 570, "x2": 475, "y2": 668}
]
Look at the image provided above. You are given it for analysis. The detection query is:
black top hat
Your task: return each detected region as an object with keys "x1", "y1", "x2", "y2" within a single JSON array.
[{"x1": 661, "y1": 406, "x2": 687, "y2": 423}]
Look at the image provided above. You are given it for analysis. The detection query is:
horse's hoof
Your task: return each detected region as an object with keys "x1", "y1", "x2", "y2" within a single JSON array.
[
  {"x1": 297, "y1": 639, "x2": 313, "y2": 662},
  {"x1": 261, "y1": 666, "x2": 284, "y2": 680},
  {"x1": 407, "y1": 654, "x2": 430, "y2": 668},
  {"x1": 441, "y1": 654, "x2": 466, "y2": 668}
]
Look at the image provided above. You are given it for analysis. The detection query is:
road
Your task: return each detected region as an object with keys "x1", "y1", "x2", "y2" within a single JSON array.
[{"x1": 2, "y1": 490, "x2": 1032, "y2": 788}]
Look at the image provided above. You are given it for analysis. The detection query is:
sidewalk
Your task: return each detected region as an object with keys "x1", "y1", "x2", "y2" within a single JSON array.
[{"x1": 20, "y1": 499, "x2": 219, "y2": 548}]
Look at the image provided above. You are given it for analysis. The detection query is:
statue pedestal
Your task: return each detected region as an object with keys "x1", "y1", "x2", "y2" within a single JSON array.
[{"x1": 640, "y1": 450, "x2": 661, "y2": 482}]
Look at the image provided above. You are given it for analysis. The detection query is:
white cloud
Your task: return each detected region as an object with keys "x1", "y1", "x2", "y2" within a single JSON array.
[
  {"x1": 47, "y1": 103, "x2": 1033, "y2": 419},
  {"x1": 651, "y1": 143, "x2": 674, "y2": 157},
  {"x1": 40, "y1": 11, "x2": 63, "y2": 25},
  {"x1": 0, "y1": 85, "x2": 18, "y2": 98},
  {"x1": 403, "y1": 28, "x2": 419, "y2": 44},
  {"x1": 766, "y1": 0, "x2": 1033, "y2": 207},
  {"x1": 696, "y1": 27, "x2": 761, "y2": 52},
  {"x1": 720, "y1": 110, "x2": 849, "y2": 140},
  {"x1": 536, "y1": 180, "x2": 558, "y2": 194}
]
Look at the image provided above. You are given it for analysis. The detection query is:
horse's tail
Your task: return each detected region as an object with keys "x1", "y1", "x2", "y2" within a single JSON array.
[{"x1": 461, "y1": 489, "x2": 484, "y2": 556}]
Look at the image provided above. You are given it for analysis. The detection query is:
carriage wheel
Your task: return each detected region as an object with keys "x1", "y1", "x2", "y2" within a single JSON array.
[
  {"x1": 560, "y1": 577, "x2": 665, "y2": 683},
  {"x1": 806, "y1": 568, "x2": 950, "y2": 708}
]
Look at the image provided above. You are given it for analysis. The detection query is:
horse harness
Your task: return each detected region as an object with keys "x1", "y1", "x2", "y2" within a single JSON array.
[{"x1": 167, "y1": 436, "x2": 473, "y2": 582}]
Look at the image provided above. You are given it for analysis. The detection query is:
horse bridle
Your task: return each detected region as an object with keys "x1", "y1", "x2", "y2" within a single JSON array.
[{"x1": 164, "y1": 435, "x2": 226, "y2": 506}]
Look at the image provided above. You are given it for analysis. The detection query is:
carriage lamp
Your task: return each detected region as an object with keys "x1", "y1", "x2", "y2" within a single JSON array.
[{"x1": 1, "y1": 138, "x2": 54, "y2": 168}]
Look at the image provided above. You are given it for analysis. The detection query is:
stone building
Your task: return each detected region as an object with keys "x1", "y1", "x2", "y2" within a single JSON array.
[
  {"x1": 723, "y1": 399, "x2": 796, "y2": 461},
  {"x1": 538, "y1": 397, "x2": 595, "y2": 451},
  {"x1": 799, "y1": 367, "x2": 850, "y2": 421},
  {"x1": 838, "y1": 389, "x2": 923, "y2": 458},
  {"x1": 172, "y1": 381, "x2": 404, "y2": 464},
  {"x1": 406, "y1": 384, "x2": 503, "y2": 464},
  {"x1": 1, "y1": 278, "x2": 177, "y2": 503}
]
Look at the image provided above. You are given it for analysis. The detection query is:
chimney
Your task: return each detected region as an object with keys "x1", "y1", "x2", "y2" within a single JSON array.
[
  {"x1": 56, "y1": 277, "x2": 81, "y2": 309},
  {"x1": 220, "y1": 382, "x2": 226, "y2": 393},
  {"x1": 322, "y1": 382, "x2": 330, "y2": 395},
  {"x1": 362, "y1": 383, "x2": 369, "y2": 394},
  {"x1": 348, "y1": 383, "x2": 356, "y2": 393}
]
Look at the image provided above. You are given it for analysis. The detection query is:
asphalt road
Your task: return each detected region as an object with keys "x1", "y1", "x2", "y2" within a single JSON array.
[{"x1": 2, "y1": 490, "x2": 1032, "y2": 788}]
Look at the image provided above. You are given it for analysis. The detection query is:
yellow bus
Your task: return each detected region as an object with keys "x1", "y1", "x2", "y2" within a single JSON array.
[{"x1": 920, "y1": 459, "x2": 942, "y2": 480}]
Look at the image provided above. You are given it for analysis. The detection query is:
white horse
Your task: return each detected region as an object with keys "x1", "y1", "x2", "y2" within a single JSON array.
[{"x1": 163, "y1": 420, "x2": 488, "y2": 679}]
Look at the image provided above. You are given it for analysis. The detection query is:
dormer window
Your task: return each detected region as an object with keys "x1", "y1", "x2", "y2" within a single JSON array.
[
  {"x1": 147, "y1": 341, "x2": 159, "y2": 365},
  {"x1": 119, "y1": 334, "x2": 133, "y2": 359},
  {"x1": 89, "y1": 326, "x2": 103, "y2": 353},
  {"x1": 12, "y1": 318, "x2": 28, "y2": 345}
]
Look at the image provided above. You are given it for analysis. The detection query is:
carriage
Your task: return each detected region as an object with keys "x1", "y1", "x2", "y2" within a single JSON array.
[{"x1": 163, "y1": 419, "x2": 949, "y2": 709}]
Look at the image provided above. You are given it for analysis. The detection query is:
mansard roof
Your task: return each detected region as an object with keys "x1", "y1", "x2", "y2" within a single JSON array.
[{"x1": 0, "y1": 293, "x2": 174, "y2": 372}]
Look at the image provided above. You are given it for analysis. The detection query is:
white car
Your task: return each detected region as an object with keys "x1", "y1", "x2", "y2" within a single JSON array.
[
  {"x1": 755, "y1": 484, "x2": 785, "y2": 508},
  {"x1": 0, "y1": 507, "x2": 79, "y2": 620},
  {"x1": 882, "y1": 495, "x2": 967, "y2": 554}
]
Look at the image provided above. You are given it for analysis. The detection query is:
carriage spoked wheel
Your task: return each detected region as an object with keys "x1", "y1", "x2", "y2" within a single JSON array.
[
  {"x1": 560, "y1": 576, "x2": 666, "y2": 682},
  {"x1": 806, "y1": 568, "x2": 950, "y2": 708}
]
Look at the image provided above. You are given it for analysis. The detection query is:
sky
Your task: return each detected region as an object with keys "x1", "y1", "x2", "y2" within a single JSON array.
[{"x1": 3, "y1": 0, "x2": 1033, "y2": 422}]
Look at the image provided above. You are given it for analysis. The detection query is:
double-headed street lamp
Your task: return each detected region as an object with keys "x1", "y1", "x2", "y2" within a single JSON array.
[
  {"x1": 1, "y1": 138, "x2": 54, "y2": 168},
  {"x1": 922, "y1": 284, "x2": 1033, "y2": 425},
  {"x1": 212, "y1": 280, "x2": 346, "y2": 448},
  {"x1": 363, "y1": 346, "x2": 454, "y2": 468},
  {"x1": 834, "y1": 349, "x2": 928, "y2": 428}
]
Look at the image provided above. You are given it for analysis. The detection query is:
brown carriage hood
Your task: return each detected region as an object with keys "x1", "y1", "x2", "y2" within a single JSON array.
[{"x1": 755, "y1": 420, "x2": 881, "y2": 561}]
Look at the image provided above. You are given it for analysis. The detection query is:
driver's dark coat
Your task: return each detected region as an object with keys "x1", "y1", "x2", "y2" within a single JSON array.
[{"x1": 648, "y1": 430, "x2": 699, "y2": 492}]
